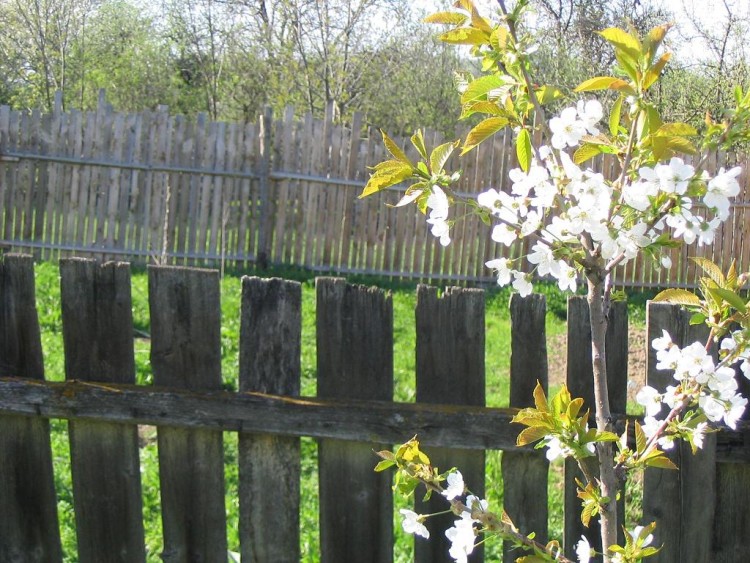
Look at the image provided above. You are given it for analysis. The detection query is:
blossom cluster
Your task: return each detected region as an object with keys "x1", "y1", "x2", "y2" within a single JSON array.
[
  {"x1": 420, "y1": 100, "x2": 742, "y2": 296},
  {"x1": 636, "y1": 330, "x2": 749, "y2": 450},
  {"x1": 398, "y1": 470, "x2": 487, "y2": 563}
]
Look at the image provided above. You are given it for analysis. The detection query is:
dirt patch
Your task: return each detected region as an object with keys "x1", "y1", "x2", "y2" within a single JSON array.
[{"x1": 547, "y1": 325, "x2": 647, "y2": 407}]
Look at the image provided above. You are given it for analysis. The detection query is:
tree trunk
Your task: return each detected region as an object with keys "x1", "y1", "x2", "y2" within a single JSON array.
[{"x1": 586, "y1": 274, "x2": 619, "y2": 561}]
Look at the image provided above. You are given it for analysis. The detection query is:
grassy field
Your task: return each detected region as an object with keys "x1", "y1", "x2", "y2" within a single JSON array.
[{"x1": 30, "y1": 261, "x2": 651, "y2": 561}]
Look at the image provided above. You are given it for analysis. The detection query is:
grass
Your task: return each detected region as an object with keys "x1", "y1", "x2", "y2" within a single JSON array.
[{"x1": 30, "y1": 261, "x2": 650, "y2": 561}]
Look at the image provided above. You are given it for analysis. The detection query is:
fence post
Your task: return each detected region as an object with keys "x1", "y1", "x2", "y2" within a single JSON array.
[
  {"x1": 60, "y1": 258, "x2": 146, "y2": 561},
  {"x1": 148, "y1": 265, "x2": 228, "y2": 561},
  {"x1": 503, "y1": 293, "x2": 549, "y2": 560},
  {"x1": 316, "y1": 277, "x2": 393, "y2": 563},
  {"x1": 238, "y1": 277, "x2": 302, "y2": 563},
  {"x1": 564, "y1": 297, "x2": 627, "y2": 557},
  {"x1": 643, "y1": 302, "x2": 716, "y2": 562},
  {"x1": 414, "y1": 285, "x2": 485, "y2": 563},
  {"x1": 0, "y1": 254, "x2": 62, "y2": 562},
  {"x1": 256, "y1": 106, "x2": 273, "y2": 268}
]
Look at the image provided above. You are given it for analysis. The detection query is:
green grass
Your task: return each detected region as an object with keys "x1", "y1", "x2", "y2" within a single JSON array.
[{"x1": 30, "y1": 261, "x2": 649, "y2": 561}]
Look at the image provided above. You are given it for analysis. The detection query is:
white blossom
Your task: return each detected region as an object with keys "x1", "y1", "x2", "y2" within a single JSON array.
[
  {"x1": 512, "y1": 271, "x2": 533, "y2": 297},
  {"x1": 399, "y1": 509, "x2": 430, "y2": 539},
  {"x1": 575, "y1": 535, "x2": 593, "y2": 563},
  {"x1": 486, "y1": 258, "x2": 512, "y2": 286},
  {"x1": 636, "y1": 385, "x2": 662, "y2": 417},
  {"x1": 550, "y1": 106, "x2": 587, "y2": 149},
  {"x1": 445, "y1": 515, "x2": 476, "y2": 563},
  {"x1": 442, "y1": 471, "x2": 465, "y2": 500}
]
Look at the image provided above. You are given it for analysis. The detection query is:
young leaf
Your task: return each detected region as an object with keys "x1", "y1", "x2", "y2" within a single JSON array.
[
  {"x1": 574, "y1": 143, "x2": 602, "y2": 165},
  {"x1": 643, "y1": 52, "x2": 672, "y2": 90},
  {"x1": 423, "y1": 11, "x2": 469, "y2": 26},
  {"x1": 516, "y1": 425, "x2": 550, "y2": 447},
  {"x1": 645, "y1": 453, "x2": 679, "y2": 470},
  {"x1": 533, "y1": 381, "x2": 548, "y2": 413},
  {"x1": 691, "y1": 257, "x2": 726, "y2": 286},
  {"x1": 516, "y1": 128, "x2": 532, "y2": 172},
  {"x1": 374, "y1": 459, "x2": 396, "y2": 472},
  {"x1": 411, "y1": 130, "x2": 427, "y2": 160},
  {"x1": 598, "y1": 27, "x2": 642, "y2": 60},
  {"x1": 440, "y1": 27, "x2": 488, "y2": 46},
  {"x1": 635, "y1": 421, "x2": 647, "y2": 454},
  {"x1": 655, "y1": 122, "x2": 697, "y2": 137},
  {"x1": 429, "y1": 140, "x2": 458, "y2": 174},
  {"x1": 489, "y1": 26, "x2": 509, "y2": 51},
  {"x1": 609, "y1": 95, "x2": 623, "y2": 137},
  {"x1": 381, "y1": 130, "x2": 410, "y2": 164},
  {"x1": 708, "y1": 287, "x2": 747, "y2": 314},
  {"x1": 575, "y1": 76, "x2": 628, "y2": 93},
  {"x1": 359, "y1": 164, "x2": 413, "y2": 198},
  {"x1": 652, "y1": 288, "x2": 702, "y2": 307},
  {"x1": 460, "y1": 74, "x2": 507, "y2": 105},
  {"x1": 461, "y1": 116, "x2": 509, "y2": 155}
]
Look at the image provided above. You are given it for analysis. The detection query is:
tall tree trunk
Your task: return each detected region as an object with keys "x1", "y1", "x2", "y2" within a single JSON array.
[{"x1": 586, "y1": 273, "x2": 619, "y2": 561}]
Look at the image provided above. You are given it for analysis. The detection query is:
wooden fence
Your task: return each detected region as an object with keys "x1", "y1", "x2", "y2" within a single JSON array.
[
  {"x1": 1, "y1": 92, "x2": 750, "y2": 287},
  {"x1": 1, "y1": 254, "x2": 749, "y2": 562}
]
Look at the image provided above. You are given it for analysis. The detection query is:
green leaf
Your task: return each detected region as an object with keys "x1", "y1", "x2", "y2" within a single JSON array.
[
  {"x1": 516, "y1": 425, "x2": 550, "y2": 447},
  {"x1": 655, "y1": 122, "x2": 697, "y2": 137},
  {"x1": 645, "y1": 453, "x2": 678, "y2": 470},
  {"x1": 440, "y1": 27, "x2": 488, "y2": 45},
  {"x1": 460, "y1": 74, "x2": 506, "y2": 105},
  {"x1": 374, "y1": 459, "x2": 396, "y2": 472},
  {"x1": 644, "y1": 52, "x2": 672, "y2": 90},
  {"x1": 567, "y1": 397, "x2": 584, "y2": 420},
  {"x1": 461, "y1": 101, "x2": 504, "y2": 119},
  {"x1": 635, "y1": 421, "x2": 647, "y2": 454},
  {"x1": 689, "y1": 312, "x2": 708, "y2": 325},
  {"x1": 411, "y1": 130, "x2": 427, "y2": 160},
  {"x1": 423, "y1": 11, "x2": 468, "y2": 25},
  {"x1": 594, "y1": 431, "x2": 620, "y2": 443},
  {"x1": 652, "y1": 288, "x2": 702, "y2": 307},
  {"x1": 581, "y1": 501, "x2": 596, "y2": 527},
  {"x1": 516, "y1": 128, "x2": 532, "y2": 172},
  {"x1": 359, "y1": 164, "x2": 413, "y2": 198},
  {"x1": 461, "y1": 116, "x2": 509, "y2": 155},
  {"x1": 429, "y1": 141, "x2": 458, "y2": 174},
  {"x1": 533, "y1": 381, "x2": 548, "y2": 413},
  {"x1": 489, "y1": 26, "x2": 509, "y2": 51},
  {"x1": 574, "y1": 143, "x2": 602, "y2": 165},
  {"x1": 644, "y1": 23, "x2": 671, "y2": 60},
  {"x1": 609, "y1": 95, "x2": 623, "y2": 137},
  {"x1": 708, "y1": 287, "x2": 748, "y2": 313},
  {"x1": 598, "y1": 27, "x2": 642, "y2": 59},
  {"x1": 575, "y1": 76, "x2": 629, "y2": 93},
  {"x1": 615, "y1": 49, "x2": 639, "y2": 83},
  {"x1": 691, "y1": 257, "x2": 726, "y2": 286},
  {"x1": 381, "y1": 130, "x2": 410, "y2": 164}
]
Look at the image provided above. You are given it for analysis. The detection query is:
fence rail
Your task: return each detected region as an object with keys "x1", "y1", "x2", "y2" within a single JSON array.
[
  {"x1": 1, "y1": 92, "x2": 750, "y2": 287},
  {"x1": 1, "y1": 254, "x2": 749, "y2": 561}
]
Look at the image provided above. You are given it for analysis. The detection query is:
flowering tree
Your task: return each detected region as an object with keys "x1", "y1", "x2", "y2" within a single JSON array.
[{"x1": 361, "y1": 1, "x2": 750, "y2": 562}]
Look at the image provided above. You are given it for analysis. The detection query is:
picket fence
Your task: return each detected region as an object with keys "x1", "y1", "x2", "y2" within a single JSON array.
[
  {"x1": 1, "y1": 91, "x2": 750, "y2": 288},
  {"x1": 1, "y1": 254, "x2": 749, "y2": 562}
]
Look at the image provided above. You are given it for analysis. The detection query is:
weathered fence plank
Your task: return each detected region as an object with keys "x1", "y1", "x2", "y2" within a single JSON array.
[
  {"x1": 643, "y1": 302, "x2": 716, "y2": 563},
  {"x1": 239, "y1": 277, "x2": 302, "y2": 563},
  {"x1": 415, "y1": 285, "x2": 486, "y2": 563},
  {"x1": 503, "y1": 293, "x2": 549, "y2": 561},
  {"x1": 0, "y1": 254, "x2": 62, "y2": 562},
  {"x1": 148, "y1": 265, "x2": 228, "y2": 561},
  {"x1": 564, "y1": 297, "x2": 628, "y2": 557},
  {"x1": 316, "y1": 277, "x2": 394, "y2": 563},
  {"x1": 60, "y1": 258, "x2": 146, "y2": 562}
]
